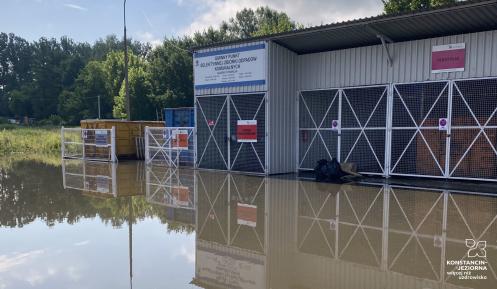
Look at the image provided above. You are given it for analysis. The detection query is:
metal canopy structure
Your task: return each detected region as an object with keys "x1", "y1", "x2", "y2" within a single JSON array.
[
  {"x1": 192, "y1": 0, "x2": 497, "y2": 179},
  {"x1": 193, "y1": 0, "x2": 497, "y2": 55}
]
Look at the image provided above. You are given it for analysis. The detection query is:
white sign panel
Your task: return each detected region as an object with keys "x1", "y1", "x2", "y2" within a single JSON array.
[
  {"x1": 194, "y1": 44, "x2": 266, "y2": 89},
  {"x1": 95, "y1": 130, "x2": 108, "y2": 147}
]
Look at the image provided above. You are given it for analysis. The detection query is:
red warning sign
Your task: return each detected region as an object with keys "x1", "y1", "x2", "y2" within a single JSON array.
[
  {"x1": 237, "y1": 203, "x2": 257, "y2": 227},
  {"x1": 237, "y1": 120, "x2": 257, "y2": 143},
  {"x1": 432, "y1": 43, "x2": 465, "y2": 73},
  {"x1": 172, "y1": 130, "x2": 189, "y2": 150}
]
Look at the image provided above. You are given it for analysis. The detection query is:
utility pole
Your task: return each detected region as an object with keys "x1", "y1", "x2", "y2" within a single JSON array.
[
  {"x1": 124, "y1": 0, "x2": 131, "y2": 121},
  {"x1": 97, "y1": 95, "x2": 101, "y2": 119}
]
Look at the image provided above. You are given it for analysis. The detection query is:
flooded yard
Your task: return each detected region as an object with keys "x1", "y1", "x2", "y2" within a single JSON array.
[{"x1": 0, "y1": 159, "x2": 496, "y2": 289}]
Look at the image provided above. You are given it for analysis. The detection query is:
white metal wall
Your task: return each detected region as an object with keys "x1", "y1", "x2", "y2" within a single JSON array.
[
  {"x1": 267, "y1": 42, "x2": 298, "y2": 174},
  {"x1": 297, "y1": 30, "x2": 497, "y2": 90}
]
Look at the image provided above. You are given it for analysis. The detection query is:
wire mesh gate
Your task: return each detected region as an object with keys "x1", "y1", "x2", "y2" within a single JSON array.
[
  {"x1": 144, "y1": 127, "x2": 195, "y2": 168},
  {"x1": 299, "y1": 85, "x2": 388, "y2": 175},
  {"x1": 391, "y1": 78, "x2": 497, "y2": 181},
  {"x1": 299, "y1": 77, "x2": 497, "y2": 182},
  {"x1": 390, "y1": 81, "x2": 450, "y2": 178},
  {"x1": 61, "y1": 126, "x2": 117, "y2": 162},
  {"x1": 450, "y1": 78, "x2": 497, "y2": 180},
  {"x1": 196, "y1": 93, "x2": 266, "y2": 174}
]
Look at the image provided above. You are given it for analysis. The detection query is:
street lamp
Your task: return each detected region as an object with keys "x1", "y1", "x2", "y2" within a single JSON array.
[{"x1": 124, "y1": 0, "x2": 130, "y2": 121}]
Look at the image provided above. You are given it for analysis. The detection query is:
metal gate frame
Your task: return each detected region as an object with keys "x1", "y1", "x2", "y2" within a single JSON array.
[
  {"x1": 449, "y1": 77, "x2": 497, "y2": 181},
  {"x1": 389, "y1": 80, "x2": 451, "y2": 179},
  {"x1": 297, "y1": 77, "x2": 497, "y2": 182},
  {"x1": 61, "y1": 126, "x2": 117, "y2": 162},
  {"x1": 195, "y1": 92, "x2": 268, "y2": 175},
  {"x1": 144, "y1": 126, "x2": 195, "y2": 168},
  {"x1": 341, "y1": 85, "x2": 389, "y2": 176},
  {"x1": 298, "y1": 88, "x2": 340, "y2": 171},
  {"x1": 297, "y1": 85, "x2": 390, "y2": 176}
]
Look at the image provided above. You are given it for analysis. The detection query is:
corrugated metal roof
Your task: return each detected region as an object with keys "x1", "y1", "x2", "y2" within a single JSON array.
[{"x1": 192, "y1": 0, "x2": 497, "y2": 54}]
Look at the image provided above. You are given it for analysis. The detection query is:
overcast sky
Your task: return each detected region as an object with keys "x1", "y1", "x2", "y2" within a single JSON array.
[{"x1": 1, "y1": 0, "x2": 383, "y2": 44}]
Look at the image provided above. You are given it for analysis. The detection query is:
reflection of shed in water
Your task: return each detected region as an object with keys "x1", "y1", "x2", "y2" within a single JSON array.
[
  {"x1": 62, "y1": 159, "x2": 145, "y2": 198},
  {"x1": 191, "y1": 172, "x2": 497, "y2": 289},
  {"x1": 194, "y1": 171, "x2": 267, "y2": 289},
  {"x1": 145, "y1": 166, "x2": 196, "y2": 226},
  {"x1": 288, "y1": 180, "x2": 497, "y2": 289}
]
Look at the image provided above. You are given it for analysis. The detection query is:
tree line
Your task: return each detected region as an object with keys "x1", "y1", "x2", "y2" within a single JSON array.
[
  {"x1": 0, "y1": 7, "x2": 301, "y2": 125},
  {"x1": 0, "y1": 2, "x2": 457, "y2": 125}
]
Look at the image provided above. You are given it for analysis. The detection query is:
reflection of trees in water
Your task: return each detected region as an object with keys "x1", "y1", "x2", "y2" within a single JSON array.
[{"x1": 0, "y1": 160, "x2": 194, "y2": 233}]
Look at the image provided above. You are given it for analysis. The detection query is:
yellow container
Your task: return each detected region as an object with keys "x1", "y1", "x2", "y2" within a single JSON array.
[{"x1": 80, "y1": 119, "x2": 164, "y2": 159}]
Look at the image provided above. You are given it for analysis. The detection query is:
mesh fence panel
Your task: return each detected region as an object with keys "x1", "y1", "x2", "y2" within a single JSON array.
[
  {"x1": 145, "y1": 127, "x2": 195, "y2": 167},
  {"x1": 230, "y1": 94, "x2": 266, "y2": 173},
  {"x1": 450, "y1": 78, "x2": 497, "y2": 179},
  {"x1": 390, "y1": 81, "x2": 449, "y2": 177},
  {"x1": 341, "y1": 86, "x2": 388, "y2": 174},
  {"x1": 299, "y1": 89, "x2": 339, "y2": 169},
  {"x1": 196, "y1": 96, "x2": 228, "y2": 170},
  {"x1": 62, "y1": 128, "x2": 84, "y2": 159},
  {"x1": 62, "y1": 128, "x2": 114, "y2": 162}
]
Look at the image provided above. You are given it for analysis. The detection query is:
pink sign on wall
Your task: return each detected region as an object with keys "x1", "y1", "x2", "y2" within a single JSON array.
[{"x1": 432, "y1": 43, "x2": 465, "y2": 73}]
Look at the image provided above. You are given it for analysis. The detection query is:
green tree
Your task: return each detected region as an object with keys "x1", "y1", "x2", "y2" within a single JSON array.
[
  {"x1": 382, "y1": 0, "x2": 457, "y2": 14},
  {"x1": 224, "y1": 6, "x2": 300, "y2": 39},
  {"x1": 59, "y1": 61, "x2": 111, "y2": 124},
  {"x1": 0, "y1": 33, "x2": 34, "y2": 117},
  {"x1": 147, "y1": 38, "x2": 193, "y2": 110},
  {"x1": 0, "y1": 6, "x2": 301, "y2": 123},
  {"x1": 92, "y1": 35, "x2": 151, "y2": 60},
  {"x1": 114, "y1": 65, "x2": 154, "y2": 120},
  {"x1": 8, "y1": 86, "x2": 34, "y2": 117},
  {"x1": 110, "y1": 52, "x2": 153, "y2": 119}
]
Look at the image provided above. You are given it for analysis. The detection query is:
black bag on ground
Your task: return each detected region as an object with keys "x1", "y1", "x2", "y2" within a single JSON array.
[{"x1": 314, "y1": 158, "x2": 346, "y2": 182}]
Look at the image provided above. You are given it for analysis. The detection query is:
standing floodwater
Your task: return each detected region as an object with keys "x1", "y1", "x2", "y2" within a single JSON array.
[{"x1": 0, "y1": 159, "x2": 496, "y2": 289}]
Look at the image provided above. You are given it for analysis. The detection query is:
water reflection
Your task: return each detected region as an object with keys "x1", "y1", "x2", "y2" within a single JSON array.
[
  {"x1": 192, "y1": 171, "x2": 497, "y2": 289},
  {"x1": 0, "y1": 160, "x2": 195, "y2": 289},
  {"x1": 146, "y1": 166, "x2": 196, "y2": 227},
  {"x1": 193, "y1": 172, "x2": 267, "y2": 289},
  {"x1": 0, "y1": 159, "x2": 496, "y2": 289}
]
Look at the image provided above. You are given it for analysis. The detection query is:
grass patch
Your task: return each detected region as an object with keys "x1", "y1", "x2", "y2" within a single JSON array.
[
  {"x1": 0, "y1": 154, "x2": 62, "y2": 169},
  {"x1": 0, "y1": 126, "x2": 62, "y2": 156}
]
